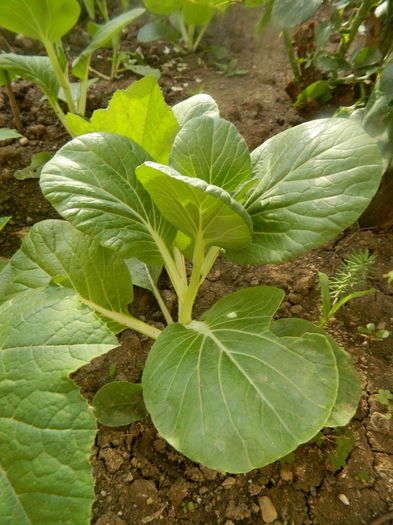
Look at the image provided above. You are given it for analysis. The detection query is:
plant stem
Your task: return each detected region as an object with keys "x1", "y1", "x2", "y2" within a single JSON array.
[
  {"x1": 80, "y1": 297, "x2": 161, "y2": 339},
  {"x1": 200, "y1": 246, "x2": 220, "y2": 282},
  {"x1": 178, "y1": 231, "x2": 205, "y2": 325},
  {"x1": 146, "y1": 269, "x2": 174, "y2": 325},
  {"x1": 192, "y1": 24, "x2": 208, "y2": 52},
  {"x1": 4, "y1": 72, "x2": 23, "y2": 133},
  {"x1": 77, "y1": 57, "x2": 91, "y2": 115},
  {"x1": 110, "y1": 35, "x2": 121, "y2": 80},
  {"x1": 97, "y1": 0, "x2": 109, "y2": 21},
  {"x1": 152, "y1": 232, "x2": 187, "y2": 299},
  {"x1": 338, "y1": 0, "x2": 374, "y2": 57},
  {"x1": 89, "y1": 66, "x2": 111, "y2": 80},
  {"x1": 283, "y1": 28, "x2": 302, "y2": 89},
  {"x1": 44, "y1": 40, "x2": 76, "y2": 112},
  {"x1": 48, "y1": 96, "x2": 70, "y2": 132},
  {"x1": 178, "y1": 14, "x2": 191, "y2": 53}
]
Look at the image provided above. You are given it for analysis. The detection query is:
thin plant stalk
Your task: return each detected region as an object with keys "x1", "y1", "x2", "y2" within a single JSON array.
[
  {"x1": 338, "y1": 0, "x2": 374, "y2": 57},
  {"x1": 4, "y1": 71, "x2": 23, "y2": 133},
  {"x1": 283, "y1": 28, "x2": 302, "y2": 89},
  {"x1": 44, "y1": 41, "x2": 76, "y2": 112},
  {"x1": 80, "y1": 297, "x2": 162, "y2": 339},
  {"x1": 192, "y1": 24, "x2": 209, "y2": 52},
  {"x1": 147, "y1": 271, "x2": 174, "y2": 325},
  {"x1": 48, "y1": 96, "x2": 69, "y2": 131}
]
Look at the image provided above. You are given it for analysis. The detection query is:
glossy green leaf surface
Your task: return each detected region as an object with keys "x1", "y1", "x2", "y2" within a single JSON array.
[
  {"x1": 0, "y1": 220, "x2": 133, "y2": 320},
  {"x1": 40, "y1": 133, "x2": 176, "y2": 264},
  {"x1": 0, "y1": 287, "x2": 117, "y2": 524},
  {"x1": 73, "y1": 8, "x2": 145, "y2": 78},
  {"x1": 170, "y1": 116, "x2": 251, "y2": 192},
  {"x1": 136, "y1": 162, "x2": 252, "y2": 250},
  {"x1": 271, "y1": 318, "x2": 361, "y2": 428},
  {"x1": 228, "y1": 118, "x2": 383, "y2": 264},
  {"x1": 93, "y1": 381, "x2": 147, "y2": 427},
  {"x1": 65, "y1": 76, "x2": 179, "y2": 163},
  {"x1": 172, "y1": 94, "x2": 219, "y2": 127},
  {"x1": 0, "y1": 0, "x2": 80, "y2": 43},
  {"x1": 271, "y1": 0, "x2": 323, "y2": 28},
  {"x1": 0, "y1": 54, "x2": 59, "y2": 100},
  {"x1": 143, "y1": 286, "x2": 338, "y2": 472}
]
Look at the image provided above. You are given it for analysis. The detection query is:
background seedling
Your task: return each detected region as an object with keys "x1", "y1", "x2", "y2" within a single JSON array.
[
  {"x1": 328, "y1": 428, "x2": 356, "y2": 470},
  {"x1": 318, "y1": 249, "x2": 378, "y2": 327},
  {"x1": 358, "y1": 322, "x2": 390, "y2": 341},
  {"x1": 375, "y1": 389, "x2": 393, "y2": 418}
]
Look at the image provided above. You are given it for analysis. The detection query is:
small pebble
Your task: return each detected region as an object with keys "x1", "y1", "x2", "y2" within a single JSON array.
[
  {"x1": 19, "y1": 137, "x2": 29, "y2": 146},
  {"x1": 221, "y1": 477, "x2": 236, "y2": 489},
  {"x1": 338, "y1": 493, "x2": 350, "y2": 505},
  {"x1": 259, "y1": 496, "x2": 278, "y2": 523}
]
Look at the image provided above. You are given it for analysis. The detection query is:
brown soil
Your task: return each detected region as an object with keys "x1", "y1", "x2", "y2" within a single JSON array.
[{"x1": 1, "y1": 6, "x2": 392, "y2": 525}]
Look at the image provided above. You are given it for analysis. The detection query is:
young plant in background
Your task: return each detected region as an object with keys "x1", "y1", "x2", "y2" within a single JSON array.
[
  {"x1": 254, "y1": 0, "x2": 392, "y2": 106},
  {"x1": 0, "y1": 77, "x2": 383, "y2": 522},
  {"x1": 358, "y1": 322, "x2": 390, "y2": 341},
  {"x1": 0, "y1": 0, "x2": 144, "y2": 128},
  {"x1": 376, "y1": 389, "x2": 393, "y2": 418},
  {"x1": 138, "y1": 0, "x2": 237, "y2": 52},
  {"x1": 82, "y1": 0, "x2": 139, "y2": 79},
  {"x1": 318, "y1": 249, "x2": 377, "y2": 327}
]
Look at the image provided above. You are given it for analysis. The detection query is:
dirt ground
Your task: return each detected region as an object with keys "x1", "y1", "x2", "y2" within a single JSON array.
[{"x1": 0, "y1": 5, "x2": 392, "y2": 525}]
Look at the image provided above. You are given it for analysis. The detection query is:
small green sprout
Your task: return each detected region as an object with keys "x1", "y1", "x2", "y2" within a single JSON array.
[
  {"x1": 108, "y1": 362, "x2": 117, "y2": 380},
  {"x1": 180, "y1": 501, "x2": 195, "y2": 513},
  {"x1": 354, "y1": 469, "x2": 369, "y2": 483},
  {"x1": 358, "y1": 323, "x2": 390, "y2": 341},
  {"x1": 318, "y1": 249, "x2": 377, "y2": 327},
  {"x1": 376, "y1": 389, "x2": 393, "y2": 419},
  {"x1": 328, "y1": 429, "x2": 356, "y2": 471}
]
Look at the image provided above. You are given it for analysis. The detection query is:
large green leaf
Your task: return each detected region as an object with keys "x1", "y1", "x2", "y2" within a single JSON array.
[
  {"x1": 0, "y1": 220, "x2": 133, "y2": 327},
  {"x1": 170, "y1": 116, "x2": 251, "y2": 192},
  {"x1": 65, "y1": 76, "x2": 179, "y2": 163},
  {"x1": 136, "y1": 162, "x2": 252, "y2": 251},
  {"x1": 72, "y1": 8, "x2": 145, "y2": 79},
  {"x1": 0, "y1": 54, "x2": 59, "y2": 100},
  {"x1": 228, "y1": 118, "x2": 383, "y2": 264},
  {"x1": 271, "y1": 0, "x2": 323, "y2": 28},
  {"x1": 271, "y1": 318, "x2": 361, "y2": 428},
  {"x1": 182, "y1": 1, "x2": 216, "y2": 25},
  {"x1": 172, "y1": 94, "x2": 219, "y2": 127},
  {"x1": 40, "y1": 133, "x2": 176, "y2": 265},
  {"x1": 143, "y1": 286, "x2": 338, "y2": 473},
  {"x1": 0, "y1": 287, "x2": 117, "y2": 524},
  {"x1": 143, "y1": 0, "x2": 182, "y2": 15},
  {"x1": 0, "y1": 0, "x2": 80, "y2": 43}
]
